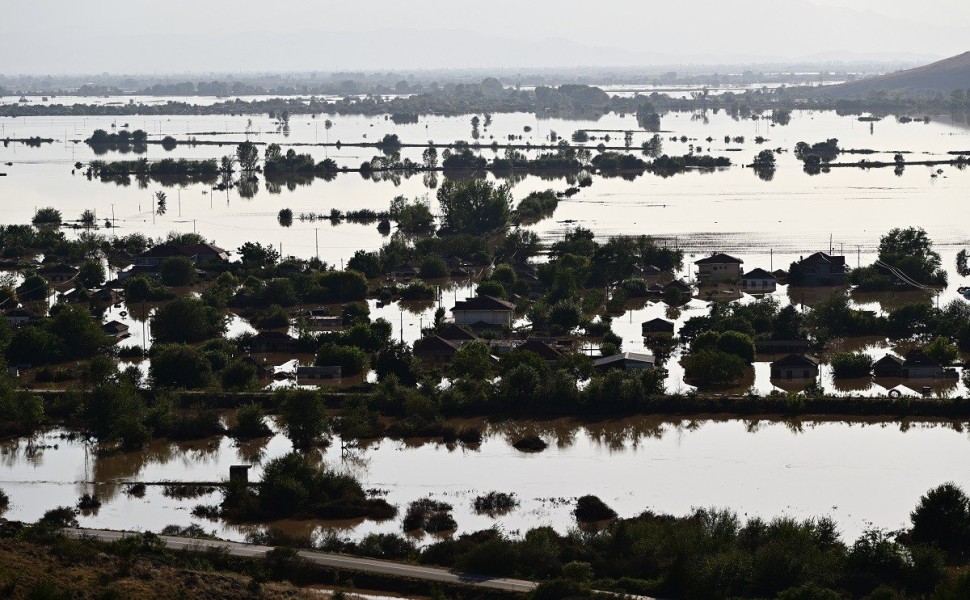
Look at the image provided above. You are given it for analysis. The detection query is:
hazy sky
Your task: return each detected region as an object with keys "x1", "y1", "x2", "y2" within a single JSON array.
[{"x1": 2, "y1": 0, "x2": 969, "y2": 73}]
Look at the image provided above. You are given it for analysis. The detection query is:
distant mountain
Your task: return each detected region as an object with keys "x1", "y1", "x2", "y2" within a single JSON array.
[{"x1": 820, "y1": 51, "x2": 970, "y2": 97}]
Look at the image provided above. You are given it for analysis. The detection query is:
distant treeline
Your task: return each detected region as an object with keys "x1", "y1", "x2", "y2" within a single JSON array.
[{"x1": 5, "y1": 80, "x2": 970, "y2": 120}]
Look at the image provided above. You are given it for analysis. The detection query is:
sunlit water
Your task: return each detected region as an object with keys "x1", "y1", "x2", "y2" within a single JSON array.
[{"x1": 1, "y1": 419, "x2": 968, "y2": 543}]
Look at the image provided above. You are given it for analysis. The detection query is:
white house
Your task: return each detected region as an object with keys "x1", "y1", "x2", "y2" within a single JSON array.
[{"x1": 741, "y1": 267, "x2": 777, "y2": 293}]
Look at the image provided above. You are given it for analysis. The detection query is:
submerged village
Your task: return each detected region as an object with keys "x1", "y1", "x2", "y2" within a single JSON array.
[{"x1": 4, "y1": 48, "x2": 970, "y2": 599}]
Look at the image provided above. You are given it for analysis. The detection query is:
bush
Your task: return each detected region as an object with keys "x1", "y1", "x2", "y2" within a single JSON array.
[
  {"x1": 419, "y1": 255, "x2": 448, "y2": 279},
  {"x1": 830, "y1": 352, "x2": 873, "y2": 378},
  {"x1": 684, "y1": 349, "x2": 747, "y2": 387},
  {"x1": 574, "y1": 495, "x2": 617, "y2": 523},
  {"x1": 229, "y1": 402, "x2": 272, "y2": 439},
  {"x1": 474, "y1": 492, "x2": 519, "y2": 515}
]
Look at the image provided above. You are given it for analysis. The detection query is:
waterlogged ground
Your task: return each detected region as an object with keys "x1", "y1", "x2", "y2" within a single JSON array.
[{"x1": 2, "y1": 419, "x2": 969, "y2": 543}]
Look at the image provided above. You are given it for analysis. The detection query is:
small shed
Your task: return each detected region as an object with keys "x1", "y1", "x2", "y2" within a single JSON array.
[
  {"x1": 873, "y1": 354, "x2": 904, "y2": 378},
  {"x1": 593, "y1": 352, "x2": 656, "y2": 373},
  {"x1": 642, "y1": 318, "x2": 675, "y2": 337},
  {"x1": 770, "y1": 354, "x2": 819, "y2": 380}
]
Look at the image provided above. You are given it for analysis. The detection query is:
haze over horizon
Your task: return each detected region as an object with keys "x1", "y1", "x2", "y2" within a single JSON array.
[{"x1": 3, "y1": 0, "x2": 970, "y2": 75}]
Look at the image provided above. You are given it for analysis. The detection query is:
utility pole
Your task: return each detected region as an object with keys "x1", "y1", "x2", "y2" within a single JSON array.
[
  {"x1": 315, "y1": 228, "x2": 319, "y2": 260},
  {"x1": 111, "y1": 204, "x2": 115, "y2": 235},
  {"x1": 193, "y1": 220, "x2": 196, "y2": 234}
]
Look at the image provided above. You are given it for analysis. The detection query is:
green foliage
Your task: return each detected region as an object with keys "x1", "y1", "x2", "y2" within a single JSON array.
[
  {"x1": 830, "y1": 352, "x2": 873, "y2": 378},
  {"x1": 315, "y1": 343, "x2": 367, "y2": 376},
  {"x1": 922, "y1": 337, "x2": 958, "y2": 365},
  {"x1": 277, "y1": 388, "x2": 328, "y2": 449},
  {"x1": 149, "y1": 344, "x2": 213, "y2": 389},
  {"x1": 159, "y1": 256, "x2": 195, "y2": 286},
  {"x1": 32, "y1": 207, "x2": 63, "y2": 227},
  {"x1": 684, "y1": 349, "x2": 747, "y2": 387},
  {"x1": 229, "y1": 402, "x2": 272, "y2": 439},
  {"x1": 17, "y1": 274, "x2": 50, "y2": 301},
  {"x1": 77, "y1": 259, "x2": 106, "y2": 288},
  {"x1": 123, "y1": 275, "x2": 171, "y2": 303},
  {"x1": 910, "y1": 482, "x2": 970, "y2": 557},
  {"x1": 220, "y1": 359, "x2": 258, "y2": 391},
  {"x1": 150, "y1": 297, "x2": 227, "y2": 344},
  {"x1": 437, "y1": 179, "x2": 512, "y2": 234}
]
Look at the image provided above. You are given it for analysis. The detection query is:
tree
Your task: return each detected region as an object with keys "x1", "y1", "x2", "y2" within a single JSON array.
[
  {"x1": 236, "y1": 141, "x2": 259, "y2": 172},
  {"x1": 278, "y1": 388, "x2": 328, "y2": 449},
  {"x1": 910, "y1": 483, "x2": 970, "y2": 556},
  {"x1": 437, "y1": 180, "x2": 512, "y2": 234},
  {"x1": 160, "y1": 256, "x2": 195, "y2": 286},
  {"x1": 635, "y1": 102, "x2": 661, "y2": 131},
  {"x1": 16, "y1": 274, "x2": 49, "y2": 301},
  {"x1": 150, "y1": 297, "x2": 227, "y2": 344},
  {"x1": 77, "y1": 259, "x2": 106, "y2": 289},
  {"x1": 32, "y1": 207, "x2": 62, "y2": 227},
  {"x1": 47, "y1": 305, "x2": 111, "y2": 359},
  {"x1": 315, "y1": 343, "x2": 367, "y2": 376},
  {"x1": 878, "y1": 227, "x2": 946, "y2": 286},
  {"x1": 238, "y1": 241, "x2": 279, "y2": 269},
  {"x1": 449, "y1": 340, "x2": 492, "y2": 380},
  {"x1": 684, "y1": 349, "x2": 746, "y2": 387},
  {"x1": 715, "y1": 330, "x2": 756, "y2": 364},
  {"x1": 830, "y1": 352, "x2": 873, "y2": 378},
  {"x1": 372, "y1": 341, "x2": 417, "y2": 385},
  {"x1": 221, "y1": 359, "x2": 258, "y2": 391},
  {"x1": 923, "y1": 337, "x2": 959, "y2": 365},
  {"x1": 149, "y1": 343, "x2": 213, "y2": 388}
]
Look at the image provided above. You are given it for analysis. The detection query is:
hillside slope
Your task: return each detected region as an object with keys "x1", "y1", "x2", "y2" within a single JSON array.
[{"x1": 819, "y1": 51, "x2": 970, "y2": 97}]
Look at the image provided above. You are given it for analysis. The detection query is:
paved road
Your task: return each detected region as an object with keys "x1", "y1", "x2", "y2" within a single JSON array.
[{"x1": 66, "y1": 528, "x2": 539, "y2": 593}]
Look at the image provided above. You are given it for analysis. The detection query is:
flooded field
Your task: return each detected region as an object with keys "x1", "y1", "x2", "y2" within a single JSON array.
[{"x1": 2, "y1": 418, "x2": 969, "y2": 543}]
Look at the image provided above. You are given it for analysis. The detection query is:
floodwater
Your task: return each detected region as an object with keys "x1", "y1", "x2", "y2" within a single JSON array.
[
  {"x1": 3, "y1": 106, "x2": 970, "y2": 394},
  {"x1": 2, "y1": 419, "x2": 969, "y2": 543}
]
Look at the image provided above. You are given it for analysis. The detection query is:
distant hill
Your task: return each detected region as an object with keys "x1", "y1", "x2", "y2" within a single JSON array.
[{"x1": 820, "y1": 51, "x2": 970, "y2": 98}]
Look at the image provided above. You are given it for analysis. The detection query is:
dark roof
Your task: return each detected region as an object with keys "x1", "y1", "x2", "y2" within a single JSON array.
[
  {"x1": 903, "y1": 352, "x2": 941, "y2": 368},
  {"x1": 102, "y1": 320, "x2": 129, "y2": 334},
  {"x1": 664, "y1": 279, "x2": 692, "y2": 292},
  {"x1": 437, "y1": 323, "x2": 478, "y2": 341},
  {"x1": 414, "y1": 336, "x2": 460, "y2": 354},
  {"x1": 874, "y1": 354, "x2": 904, "y2": 366},
  {"x1": 695, "y1": 253, "x2": 743, "y2": 265},
  {"x1": 771, "y1": 354, "x2": 819, "y2": 368},
  {"x1": 39, "y1": 263, "x2": 78, "y2": 275},
  {"x1": 641, "y1": 264, "x2": 662, "y2": 275},
  {"x1": 799, "y1": 252, "x2": 846, "y2": 267},
  {"x1": 139, "y1": 244, "x2": 188, "y2": 259},
  {"x1": 742, "y1": 268, "x2": 776, "y2": 280},
  {"x1": 518, "y1": 339, "x2": 562, "y2": 360},
  {"x1": 453, "y1": 295, "x2": 516, "y2": 312},
  {"x1": 5, "y1": 307, "x2": 35, "y2": 318},
  {"x1": 181, "y1": 243, "x2": 228, "y2": 258},
  {"x1": 642, "y1": 317, "x2": 675, "y2": 331}
]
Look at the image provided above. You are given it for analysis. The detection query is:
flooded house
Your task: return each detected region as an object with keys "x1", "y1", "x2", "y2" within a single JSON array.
[
  {"x1": 413, "y1": 335, "x2": 461, "y2": 365},
  {"x1": 249, "y1": 330, "x2": 300, "y2": 354},
  {"x1": 101, "y1": 320, "x2": 130, "y2": 340},
  {"x1": 641, "y1": 317, "x2": 675, "y2": 337},
  {"x1": 741, "y1": 268, "x2": 777, "y2": 293},
  {"x1": 517, "y1": 338, "x2": 563, "y2": 363},
  {"x1": 695, "y1": 253, "x2": 743, "y2": 284},
  {"x1": 770, "y1": 354, "x2": 820, "y2": 381},
  {"x1": 436, "y1": 323, "x2": 478, "y2": 342},
  {"x1": 296, "y1": 365, "x2": 342, "y2": 385},
  {"x1": 901, "y1": 353, "x2": 947, "y2": 379},
  {"x1": 873, "y1": 354, "x2": 904, "y2": 378},
  {"x1": 4, "y1": 307, "x2": 37, "y2": 326},
  {"x1": 790, "y1": 252, "x2": 847, "y2": 286},
  {"x1": 452, "y1": 295, "x2": 515, "y2": 327},
  {"x1": 39, "y1": 263, "x2": 78, "y2": 284}
]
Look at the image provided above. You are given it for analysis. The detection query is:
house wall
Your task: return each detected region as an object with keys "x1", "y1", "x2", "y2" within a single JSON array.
[
  {"x1": 697, "y1": 264, "x2": 741, "y2": 283},
  {"x1": 454, "y1": 309, "x2": 512, "y2": 326}
]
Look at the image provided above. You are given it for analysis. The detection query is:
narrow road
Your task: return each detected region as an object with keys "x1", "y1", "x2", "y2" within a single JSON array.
[{"x1": 66, "y1": 527, "x2": 539, "y2": 593}]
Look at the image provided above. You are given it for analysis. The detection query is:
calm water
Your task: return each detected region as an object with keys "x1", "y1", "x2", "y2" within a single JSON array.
[
  {"x1": 4, "y1": 107, "x2": 970, "y2": 395},
  {"x1": 1, "y1": 419, "x2": 968, "y2": 543}
]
